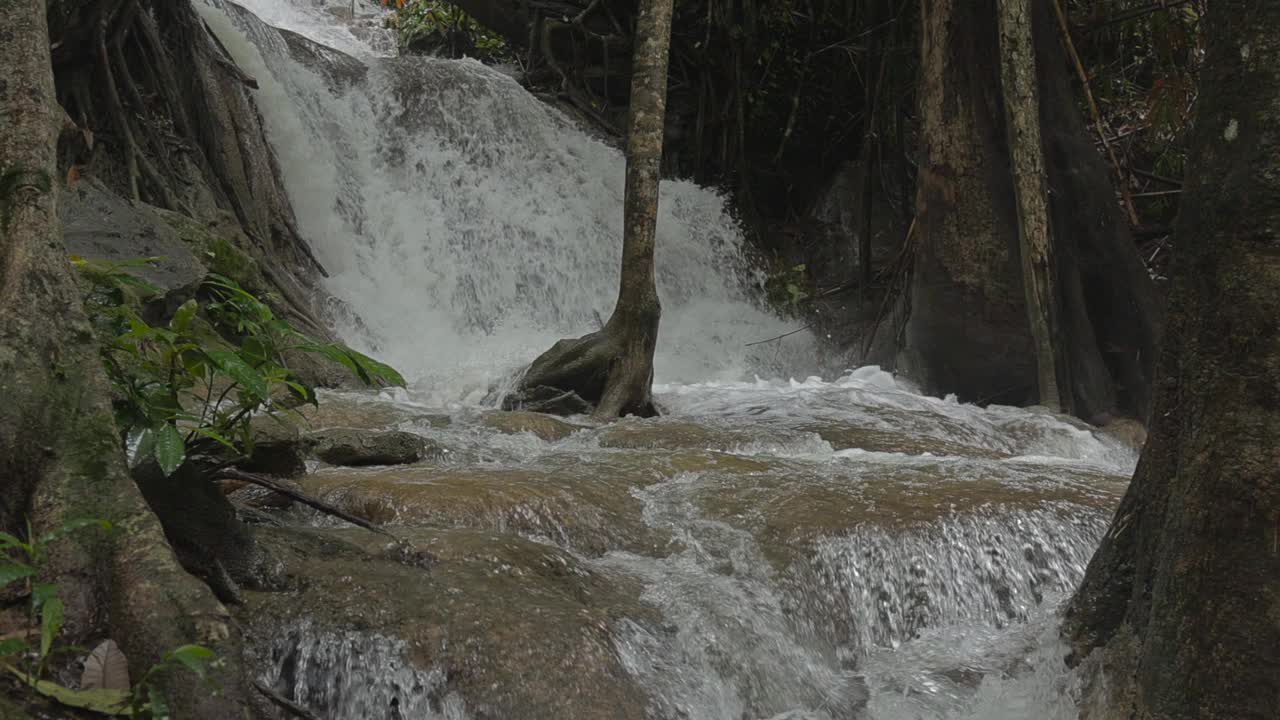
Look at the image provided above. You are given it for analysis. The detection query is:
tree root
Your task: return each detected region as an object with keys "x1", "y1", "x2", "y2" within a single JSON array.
[{"x1": 516, "y1": 326, "x2": 659, "y2": 419}]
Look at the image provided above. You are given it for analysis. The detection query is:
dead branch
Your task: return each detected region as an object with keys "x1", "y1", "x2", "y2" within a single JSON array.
[{"x1": 214, "y1": 468, "x2": 393, "y2": 538}]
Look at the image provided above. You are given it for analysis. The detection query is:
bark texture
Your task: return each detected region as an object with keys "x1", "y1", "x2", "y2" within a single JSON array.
[
  {"x1": 886, "y1": 0, "x2": 1159, "y2": 422},
  {"x1": 897, "y1": 0, "x2": 1030, "y2": 406},
  {"x1": 0, "y1": 3, "x2": 250, "y2": 717},
  {"x1": 516, "y1": 0, "x2": 674, "y2": 419},
  {"x1": 997, "y1": 0, "x2": 1065, "y2": 412},
  {"x1": 1065, "y1": 3, "x2": 1280, "y2": 718}
]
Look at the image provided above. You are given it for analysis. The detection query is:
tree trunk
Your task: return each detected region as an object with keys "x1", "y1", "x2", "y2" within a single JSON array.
[
  {"x1": 0, "y1": 3, "x2": 251, "y2": 716},
  {"x1": 514, "y1": 0, "x2": 674, "y2": 419},
  {"x1": 996, "y1": 0, "x2": 1065, "y2": 413},
  {"x1": 886, "y1": 0, "x2": 1158, "y2": 422},
  {"x1": 897, "y1": 0, "x2": 1031, "y2": 407},
  {"x1": 1064, "y1": 3, "x2": 1280, "y2": 717}
]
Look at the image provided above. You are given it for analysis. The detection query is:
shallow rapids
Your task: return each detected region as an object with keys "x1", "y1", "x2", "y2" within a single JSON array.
[
  {"x1": 262, "y1": 370, "x2": 1134, "y2": 720},
  {"x1": 198, "y1": 3, "x2": 1135, "y2": 718}
]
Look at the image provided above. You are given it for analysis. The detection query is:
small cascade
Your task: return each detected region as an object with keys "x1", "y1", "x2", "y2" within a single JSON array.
[
  {"x1": 797, "y1": 508, "x2": 1106, "y2": 657},
  {"x1": 259, "y1": 620, "x2": 468, "y2": 719}
]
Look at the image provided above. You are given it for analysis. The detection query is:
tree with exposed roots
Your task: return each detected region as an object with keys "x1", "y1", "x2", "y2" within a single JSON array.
[
  {"x1": 512, "y1": 0, "x2": 675, "y2": 419},
  {"x1": 1064, "y1": 2, "x2": 1280, "y2": 717},
  {"x1": 0, "y1": 1, "x2": 251, "y2": 716}
]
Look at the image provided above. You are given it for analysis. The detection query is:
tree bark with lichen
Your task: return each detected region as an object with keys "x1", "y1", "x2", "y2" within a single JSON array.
[
  {"x1": 514, "y1": 0, "x2": 674, "y2": 419},
  {"x1": 1064, "y1": 2, "x2": 1280, "y2": 717}
]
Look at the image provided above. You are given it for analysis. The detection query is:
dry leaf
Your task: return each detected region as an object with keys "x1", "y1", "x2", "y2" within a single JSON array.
[
  {"x1": 66, "y1": 165, "x2": 81, "y2": 186},
  {"x1": 82, "y1": 128, "x2": 95, "y2": 151},
  {"x1": 80, "y1": 639, "x2": 130, "y2": 691}
]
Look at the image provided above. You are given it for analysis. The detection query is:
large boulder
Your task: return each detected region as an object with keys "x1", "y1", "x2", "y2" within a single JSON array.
[{"x1": 60, "y1": 177, "x2": 206, "y2": 319}]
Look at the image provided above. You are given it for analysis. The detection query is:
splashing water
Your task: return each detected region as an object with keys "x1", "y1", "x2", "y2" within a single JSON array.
[
  {"x1": 196, "y1": 4, "x2": 1133, "y2": 719},
  {"x1": 202, "y1": 0, "x2": 822, "y2": 405}
]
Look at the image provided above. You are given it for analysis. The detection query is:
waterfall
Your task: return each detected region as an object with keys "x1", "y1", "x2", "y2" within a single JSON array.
[{"x1": 199, "y1": 0, "x2": 822, "y2": 404}]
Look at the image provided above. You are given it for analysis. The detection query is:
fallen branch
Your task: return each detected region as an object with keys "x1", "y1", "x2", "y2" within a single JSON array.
[
  {"x1": 214, "y1": 468, "x2": 392, "y2": 537},
  {"x1": 746, "y1": 325, "x2": 811, "y2": 347},
  {"x1": 253, "y1": 682, "x2": 321, "y2": 720}
]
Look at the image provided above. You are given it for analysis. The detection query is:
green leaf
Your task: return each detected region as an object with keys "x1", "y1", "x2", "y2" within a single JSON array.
[
  {"x1": 347, "y1": 348, "x2": 407, "y2": 387},
  {"x1": 298, "y1": 344, "x2": 405, "y2": 387},
  {"x1": 0, "y1": 532, "x2": 29, "y2": 553},
  {"x1": 5, "y1": 666, "x2": 133, "y2": 715},
  {"x1": 32, "y1": 582, "x2": 58, "y2": 610},
  {"x1": 208, "y1": 350, "x2": 269, "y2": 402},
  {"x1": 168, "y1": 644, "x2": 214, "y2": 678},
  {"x1": 0, "y1": 639, "x2": 26, "y2": 657},
  {"x1": 155, "y1": 424, "x2": 187, "y2": 477},
  {"x1": 283, "y1": 380, "x2": 316, "y2": 406},
  {"x1": 133, "y1": 428, "x2": 157, "y2": 468},
  {"x1": 188, "y1": 426, "x2": 238, "y2": 453},
  {"x1": 40, "y1": 597, "x2": 64, "y2": 659},
  {"x1": 0, "y1": 562, "x2": 34, "y2": 589},
  {"x1": 170, "y1": 299, "x2": 198, "y2": 333},
  {"x1": 297, "y1": 343, "x2": 363, "y2": 379}
]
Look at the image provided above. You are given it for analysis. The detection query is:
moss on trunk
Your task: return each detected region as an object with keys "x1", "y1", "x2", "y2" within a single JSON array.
[{"x1": 1066, "y1": 2, "x2": 1280, "y2": 716}]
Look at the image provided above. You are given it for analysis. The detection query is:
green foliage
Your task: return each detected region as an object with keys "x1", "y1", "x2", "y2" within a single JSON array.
[
  {"x1": 73, "y1": 257, "x2": 405, "y2": 477},
  {"x1": 391, "y1": 0, "x2": 510, "y2": 62},
  {"x1": 764, "y1": 263, "x2": 810, "y2": 313},
  {"x1": 1, "y1": 518, "x2": 113, "y2": 695},
  {"x1": 0, "y1": 518, "x2": 214, "y2": 718}
]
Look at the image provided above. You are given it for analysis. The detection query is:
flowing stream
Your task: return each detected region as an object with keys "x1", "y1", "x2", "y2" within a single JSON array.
[{"x1": 200, "y1": 3, "x2": 1134, "y2": 718}]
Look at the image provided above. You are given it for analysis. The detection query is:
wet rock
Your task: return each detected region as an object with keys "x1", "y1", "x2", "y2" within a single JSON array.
[
  {"x1": 238, "y1": 416, "x2": 308, "y2": 477},
  {"x1": 295, "y1": 393, "x2": 451, "y2": 431},
  {"x1": 306, "y1": 428, "x2": 438, "y2": 466},
  {"x1": 1096, "y1": 417, "x2": 1148, "y2": 450},
  {"x1": 298, "y1": 464, "x2": 670, "y2": 557},
  {"x1": 61, "y1": 177, "x2": 206, "y2": 320},
  {"x1": 242, "y1": 527, "x2": 659, "y2": 720},
  {"x1": 483, "y1": 411, "x2": 584, "y2": 442},
  {"x1": 799, "y1": 423, "x2": 1006, "y2": 459}
]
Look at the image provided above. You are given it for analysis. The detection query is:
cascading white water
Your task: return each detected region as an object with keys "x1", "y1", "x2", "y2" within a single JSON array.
[
  {"x1": 197, "y1": 4, "x2": 1134, "y2": 719},
  {"x1": 201, "y1": 0, "x2": 822, "y2": 405}
]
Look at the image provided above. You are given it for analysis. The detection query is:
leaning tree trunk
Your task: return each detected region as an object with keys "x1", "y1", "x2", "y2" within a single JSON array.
[
  {"x1": 996, "y1": 0, "x2": 1066, "y2": 413},
  {"x1": 1064, "y1": 3, "x2": 1280, "y2": 717},
  {"x1": 881, "y1": 0, "x2": 1158, "y2": 423},
  {"x1": 0, "y1": 3, "x2": 250, "y2": 717},
  {"x1": 514, "y1": 0, "x2": 675, "y2": 419}
]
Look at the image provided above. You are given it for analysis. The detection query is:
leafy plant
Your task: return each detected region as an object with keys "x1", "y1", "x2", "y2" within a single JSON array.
[
  {"x1": 0, "y1": 518, "x2": 112, "y2": 683},
  {"x1": 764, "y1": 263, "x2": 810, "y2": 312},
  {"x1": 73, "y1": 257, "x2": 405, "y2": 477},
  {"x1": 0, "y1": 518, "x2": 214, "y2": 717},
  {"x1": 390, "y1": 0, "x2": 510, "y2": 62}
]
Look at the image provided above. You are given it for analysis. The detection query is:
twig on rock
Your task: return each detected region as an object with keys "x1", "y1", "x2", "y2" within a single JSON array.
[{"x1": 214, "y1": 467, "x2": 392, "y2": 537}]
